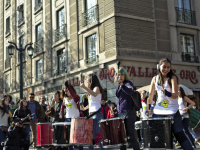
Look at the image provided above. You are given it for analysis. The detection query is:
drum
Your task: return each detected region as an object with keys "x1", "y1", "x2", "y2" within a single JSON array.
[
  {"x1": 189, "y1": 108, "x2": 200, "y2": 129},
  {"x1": 52, "y1": 122, "x2": 71, "y2": 146},
  {"x1": 135, "y1": 121, "x2": 142, "y2": 130},
  {"x1": 142, "y1": 117, "x2": 173, "y2": 149},
  {"x1": 37, "y1": 123, "x2": 53, "y2": 146},
  {"x1": 99, "y1": 118, "x2": 127, "y2": 148},
  {"x1": 70, "y1": 117, "x2": 93, "y2": 146}
]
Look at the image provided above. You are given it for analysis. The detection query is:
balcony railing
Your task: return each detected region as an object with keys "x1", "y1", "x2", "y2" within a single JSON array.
[
  {"x1": 34, "y1": 38, "x2": 43, "y2": 53},
  {"x1": 35, "y1": 76, "x2": 43, "y2": 82},
  {"x1": 85, "y1": 55, "x2": 99, "y2": 66},
  {"x1": 82, "y1": 5, "x2": 99, "y2": 27},
  {"x1": 176, "y1": 7, "x2": 196, "y2": 25},
  {"x1": 18, "y1": 17, "x2": 24, "y2": 26},
  {"x1": 6, "y1": 0, "x2": 11, "y2": 8},
  {"x1": 34, "y1": 0, "x2": 42, "y2": 12},
  {"x1": 5, "y1": 58, "x2": 11, "y2": 69},
  {"x1": 182, "y1": 53, "x2": 199, "y2": 63},
  {"x1": 56, "y1": 68, "x2": 66, "y2": 76},
  {"x1": 53, "y1": 24, "x2": 67, "y2": 43}
]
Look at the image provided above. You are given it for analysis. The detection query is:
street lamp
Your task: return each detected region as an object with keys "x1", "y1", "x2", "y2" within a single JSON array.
[{"x1": 7, "y1": 41, "x2": 34, "y2": 99}]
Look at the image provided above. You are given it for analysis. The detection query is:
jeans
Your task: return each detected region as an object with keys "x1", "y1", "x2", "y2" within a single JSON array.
[
  {"x1": 189, "y1": 127, "x2": 199, "y2": 141},
  {"x1": 65, "y1": 118, "x2": 83, "y2": 150},
  {"x1": 24, "y1": 125, "x2": 30, "y2": 141},
  {"x1": 0, "y1": 129, "x2": 7, "y2": 150},
  {"x1": 88, "y1": 112, "x2": 107, "y2": 150},
  {"x1": 182, "y1": 118, "x2": 196, "y2": 148},
  {"x1": 118, "y1": 108, "x2": 140, "y2": 150},
  {"x1": 153, "y1": 111, "x2": 194, "y2": 150}
]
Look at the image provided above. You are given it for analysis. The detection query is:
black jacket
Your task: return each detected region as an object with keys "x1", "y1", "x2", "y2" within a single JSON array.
[
  {"x1": 4, "y1": 126, "x2": 27, "y2": 147},
  {"x1": 13, "y1": 108, "x2": 32, "y2": 123}
]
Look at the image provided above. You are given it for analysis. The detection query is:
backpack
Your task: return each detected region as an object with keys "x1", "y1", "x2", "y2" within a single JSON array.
[{"x1": 130, "y1": 90, "x2": 142, "y2": 111}]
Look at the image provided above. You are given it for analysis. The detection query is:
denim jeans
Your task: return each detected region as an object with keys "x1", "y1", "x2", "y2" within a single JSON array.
[
  {"x1": 24, "y1": 125, "x2": 30, "y2": 141},
  {"x1": 0, "y1": 129, "x2": 7, "y2": 150},
  {"x1": 153, "y1": 111, "x2": 194, "y2": 150},
  {"x1": 65, "y1": 118, "x2": 83, "y2": 150},
  {"x1": 182, "y1": 118, "x2": 195, "y2": 148},
  {"x1": 88, "y1": 112, "x2": 107, "y2": 150}
]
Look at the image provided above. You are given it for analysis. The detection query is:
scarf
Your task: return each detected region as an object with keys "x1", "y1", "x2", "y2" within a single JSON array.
[{"x1": 141, "y1": 99, "x2": 146, "y2": 103}]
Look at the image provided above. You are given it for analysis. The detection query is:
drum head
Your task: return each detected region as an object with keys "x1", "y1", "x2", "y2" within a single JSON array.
[
  {"x1": 53, "y1": 122, "x2": 71, "y2": 126},
  {"x1": 100, "y1": 117, "x2": 122, "y2": 122}
]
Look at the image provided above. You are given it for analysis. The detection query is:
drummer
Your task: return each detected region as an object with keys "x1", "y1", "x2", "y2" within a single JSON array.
[
  {"x1": 115, "y1": 67, "x2": 140, "y2": 150},
  {"x1": 60, "y1": 81, "x2": 83, "y2": 150},
  {"x1": 147, "y1": 58, "x2": 194, "y2": 150},
  {"x1": 80, "y1": 74, "x2": 107, "y2": 150}
]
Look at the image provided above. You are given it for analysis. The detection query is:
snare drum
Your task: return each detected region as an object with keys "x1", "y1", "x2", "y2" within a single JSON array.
[
  {"x1": 52, "y1": 122, "x2": 71, "y2": 146},
  {"x1": 99, "y1": 118, "x2": 127, "y2": 148},
  {"x1": 70, "y1": 117, "x2": 93, "y2": 146},
  {"x1": 37, "y1": 123, "x2": 53, "y2": 146},
  {"x1": 142, "y1": 117, "x2": 173, "y2": 149},
  {"x1": 135, "y1": 121, "x2": 142, "y2": 130}
]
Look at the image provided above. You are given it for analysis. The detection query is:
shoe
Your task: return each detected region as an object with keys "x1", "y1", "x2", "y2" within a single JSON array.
[
  {"x1": 175, "y1": 141, "x2": 180, "y2": 146},
  {"x1": 197, "y1": 139, "x2": 200, "y2": 145},
  {"x1": 140, "y1": 145, "x2": 144, "y2": 150}
]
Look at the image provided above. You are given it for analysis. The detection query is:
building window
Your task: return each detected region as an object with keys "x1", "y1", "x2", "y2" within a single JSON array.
[
  {"x1": 180, "y1": 34, "x2": 198, "y2": 62},
  {"x1": 176, "y1": 0, "x2": 196, "y2": 25},
  {"x1": 18, "y1": 4, "x2": 24, "y2": 26},
  {"x1": 5, "y1": 74, "x2": 10, "y2": 93},
  {"x1": 82, "y1": 0, "x2": 98, "y2": 26},
  {"x1": 36, "y1": 59, "x2": 43, "y2": 82},
  {"x1": 6, "y1": 17, "x2": 10, "y2": 35},
  {"x1": 85, "y1": 34, "x2": 98, "y2": 65},
  {"x1": 54, "y1": 8, "x2": 66, "y2": 43},
  {"x1": 57, "y1": 49, "x2": 66, "y2": 75},
  {"x1": 34, "y1": 0, "x2": 42, "y2": 12},
  {"x1": 18, "y1": 36, "x2": 25, "y2": 63},
  {"x1": 34, "y1": 23, "x2": 43, "y2": 53}
]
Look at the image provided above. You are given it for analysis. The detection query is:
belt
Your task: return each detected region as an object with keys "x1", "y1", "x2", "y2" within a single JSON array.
[{"x1": 86, "y1": 108, "x2": 101, "y2": 119}]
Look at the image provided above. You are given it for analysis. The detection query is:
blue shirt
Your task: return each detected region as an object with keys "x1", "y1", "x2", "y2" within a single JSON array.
[
  {"x1": 28, "y1": 101, "x2": 37, "y2": 122},
  {"x1": 116, "y1": 80, "x2": 134, "y2": 114}
]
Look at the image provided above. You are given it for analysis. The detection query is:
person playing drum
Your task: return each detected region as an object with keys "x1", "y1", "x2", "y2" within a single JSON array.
[
  {"x1": 60, "y1": 81, "x2": 83, "y2": 150},
  {"x1": 115, "y1": 67, "x2": 140, "y2": 150},
  {"x1": 80, "y1": 74, "x2": 107, "y2": 150},
  {"x1": 148, "y1": 58, "x2": 194, "y2": 150}
]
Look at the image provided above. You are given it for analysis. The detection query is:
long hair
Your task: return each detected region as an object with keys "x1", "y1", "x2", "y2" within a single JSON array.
[
  {"x1": 0, "y1": 97, "x2": 8, "y2": 117},
  {"x1": 19, "y1": 99, "x2": 28, "y2": 110},
  {"x1": 157, "y1": 58, "x2": 179, "y2": 88},
  {"x1": 87, "y1": 74, "x2": 105, "y2": 99},
  {"x1": 55, "y1": 91, "x2": 62, "y2": 101},
  {"x1": 180, "y1": 87, "x2": 191, "y2": 115},
  {"x1": 64, "y1": 85, "x2": 77, "y2": 98},
  {"x1": 142, "y1": 90, "x2": 148, "y2": 104},
  {"x1": 6, "y1": 94, "x2": 12, "y2": 102}
]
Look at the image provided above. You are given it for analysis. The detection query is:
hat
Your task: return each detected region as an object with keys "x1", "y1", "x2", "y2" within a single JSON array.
[
  {"x1": 10, "y1": 101, "x2": 14, "y2": 104},
  {"x1": 118, "y1": 67, "x2": 130, "y2": 80}
]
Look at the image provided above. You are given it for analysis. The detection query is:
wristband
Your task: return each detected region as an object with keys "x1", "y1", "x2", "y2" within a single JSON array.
[{"x1": 164, "y1": 89, "x2": 172, "y2": 97}]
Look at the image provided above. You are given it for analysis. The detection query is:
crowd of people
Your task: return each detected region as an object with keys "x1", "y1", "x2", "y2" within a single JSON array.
[{"x1": 0, "y1": 57, "x2": 200, "y2": 150}]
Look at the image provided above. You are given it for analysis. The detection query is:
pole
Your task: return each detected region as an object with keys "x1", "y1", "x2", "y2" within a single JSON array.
[{"x1": 19, "y1": 49, "x2": 23, "y2": 99}]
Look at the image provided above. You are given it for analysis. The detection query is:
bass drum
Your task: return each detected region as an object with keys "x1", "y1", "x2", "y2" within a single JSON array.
[
  {"x1": 142, "y1": 117, "x2": 173, "y2": 149},
  {"x1": 189, "y1": 108, "x2": 200, "y2": 129}
]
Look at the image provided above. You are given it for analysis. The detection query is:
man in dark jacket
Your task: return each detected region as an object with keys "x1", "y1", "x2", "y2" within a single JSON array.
[
  {"x1": 27, "y1": 93, "x2": 46, "y2": 147},
  {"x1": 4, "y1": 122, "x2": 29, "y2": 150}
]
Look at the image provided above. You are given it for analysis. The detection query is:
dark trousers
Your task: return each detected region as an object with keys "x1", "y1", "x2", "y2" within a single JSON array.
[
  {"x1": 118, "y1": 108, "x2": 140, "y2": 150},
  {"x1": 182, "y1": 118, "x2": 196, "y2": 148},
  {"x1": 5, "y1": 146, "x2": 22, "y2": 150}
]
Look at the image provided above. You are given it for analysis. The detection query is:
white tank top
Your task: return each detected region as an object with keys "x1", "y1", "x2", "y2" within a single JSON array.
[
  {"x1": 64, "y1": 97, "x2": 80, "y2": 118},
  {"x1": 154, "y1": 75, "x2": 179, "y2": 115},
  {"x1": 178, "y1": 97, "x2": 189, "y2": 118},
  {"x1": 88, "y1": 91, "x2": 102, "y2": 113}
]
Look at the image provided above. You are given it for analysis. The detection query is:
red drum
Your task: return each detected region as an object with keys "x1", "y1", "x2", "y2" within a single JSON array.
[
  {"x1": 70, "y1": 117, "x2": 93, "y2": 146},
  {"x1": 99, "y1": 118, "x2": 127, "y2": 148},
  {"x1": 37, "y1": 123, "x2": 53, "y2": 146}
]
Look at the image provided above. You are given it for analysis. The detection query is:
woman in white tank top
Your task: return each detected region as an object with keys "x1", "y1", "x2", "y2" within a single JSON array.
[
  {"x1": 148, "y1": 58, "x2": 194, "y2": 150},
  {"x1": 177, "y1": 87, "x2": 196, "y2": 147},
  {"x1": 80, "y1": 74, "x2": 107, "y2": 150}
]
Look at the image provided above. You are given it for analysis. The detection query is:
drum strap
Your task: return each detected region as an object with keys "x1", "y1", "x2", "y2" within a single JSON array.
[{"x1": 86, "y1": 108, "x2": 101, "y2": 119}]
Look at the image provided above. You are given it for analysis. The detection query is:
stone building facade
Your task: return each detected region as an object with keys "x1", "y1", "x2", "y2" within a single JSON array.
[{"x1": 0, "y1": 0, "x2": 200, "y2": 110}]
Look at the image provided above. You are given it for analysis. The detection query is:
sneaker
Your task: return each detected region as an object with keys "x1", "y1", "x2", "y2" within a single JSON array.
[
  {"x1": 175, "y1": 141, "x2": 180, "y2": 146},
  {"x1": 197, "y1": 139, "x2": 200, "y2": 146}
]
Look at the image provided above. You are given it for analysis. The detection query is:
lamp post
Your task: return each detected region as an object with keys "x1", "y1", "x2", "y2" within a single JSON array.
[{"x1": 7, "y1": 41, "x2": 34, "y2": 99}]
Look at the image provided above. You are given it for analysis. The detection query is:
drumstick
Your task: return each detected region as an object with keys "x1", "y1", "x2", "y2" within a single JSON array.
[
  {"x1": 65, "y1": 68, "x2": 68, "y2": 79},
  {"x1": 117, "y1": 61, "x2": 121, "y2": 75},
  {"x1": 80, "y1": 72, "x2": 82, "y2": 83}
]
